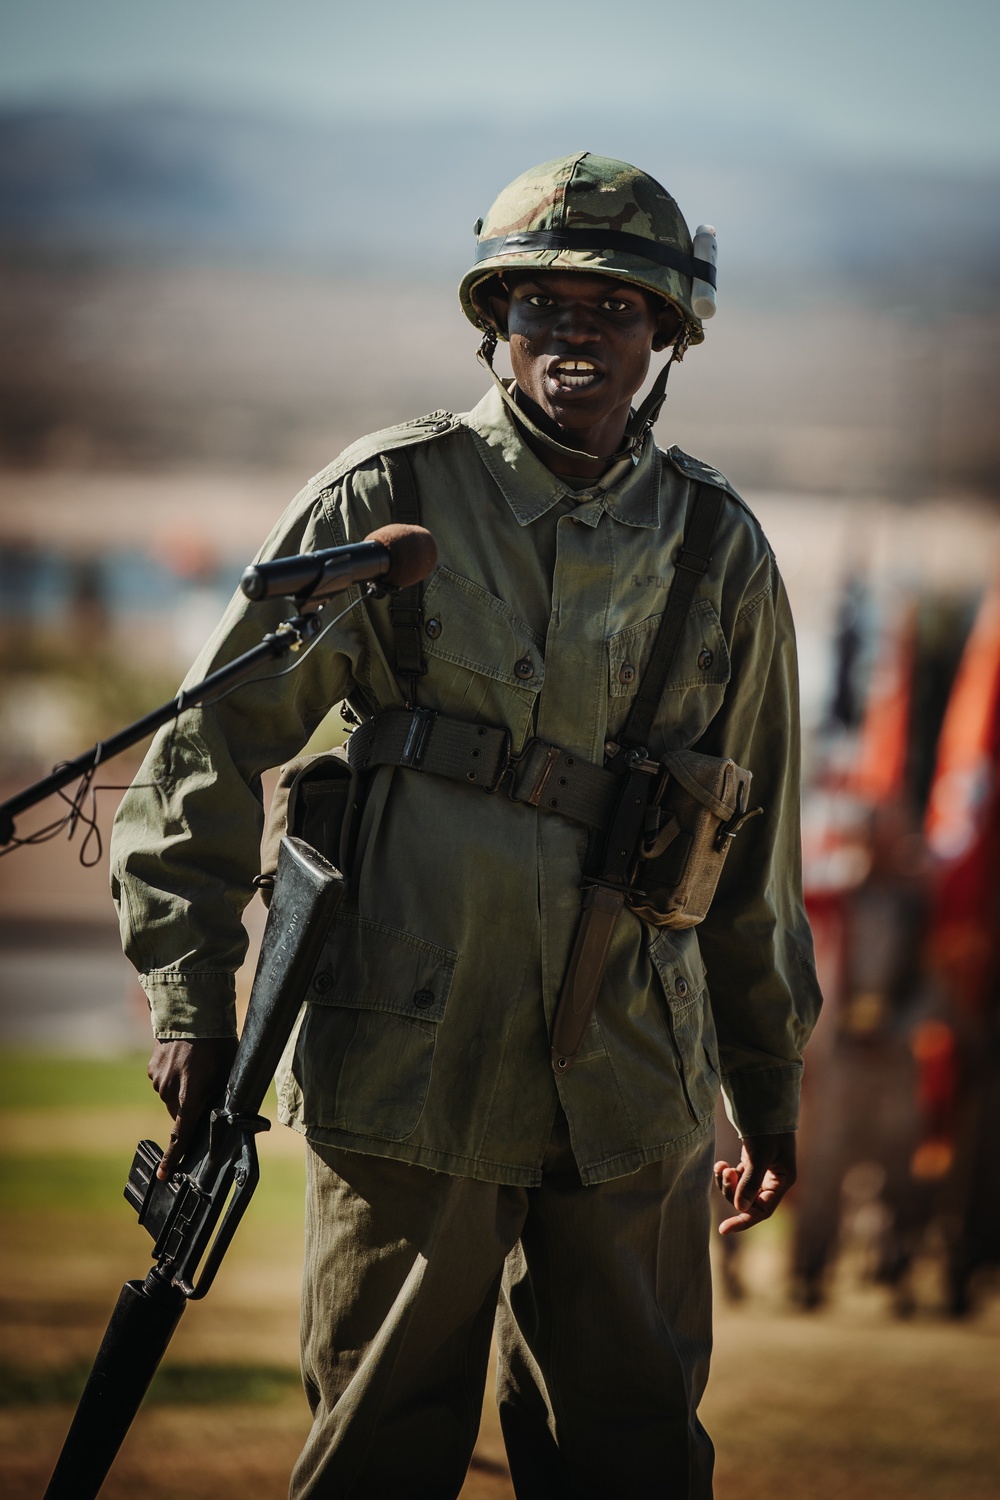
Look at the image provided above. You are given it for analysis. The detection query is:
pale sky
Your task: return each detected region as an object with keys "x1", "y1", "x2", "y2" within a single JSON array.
[{"x1": 2, "y1": 0, "x2": 999, "y2": 169}]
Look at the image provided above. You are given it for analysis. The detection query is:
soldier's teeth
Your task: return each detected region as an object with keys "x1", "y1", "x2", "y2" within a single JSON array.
[{"x1": 553, "y1": 361, "x2": 597, "y2": 387}]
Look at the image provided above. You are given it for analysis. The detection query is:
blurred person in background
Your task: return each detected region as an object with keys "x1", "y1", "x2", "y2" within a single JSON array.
[
  {"x1": 110, "y1": 154, "x2": 821, "y2": 1498},
  {"x1": 795, "y1": 601, "x2": 933, "y2": 1312},
  {"x1": 795, "y1": 799, "x2": 933, "y2": 1313}
]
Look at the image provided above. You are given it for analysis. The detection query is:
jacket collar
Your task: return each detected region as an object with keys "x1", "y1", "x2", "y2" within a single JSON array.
[{"x1": 462, "y1": 385, "x2": 661, "y2": 531}]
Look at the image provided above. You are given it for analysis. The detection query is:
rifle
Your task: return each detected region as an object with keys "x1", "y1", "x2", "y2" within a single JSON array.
[{"x1": 44, "y1": 835, "x2": 345, "y2": 1500}]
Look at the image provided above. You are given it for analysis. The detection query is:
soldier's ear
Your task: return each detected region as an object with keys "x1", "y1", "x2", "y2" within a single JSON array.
[
  {"x1": 651, "y1": 302, "x2": 682, "y2": 353},
  {"x1": 487, "y1": 289, "x2": 510, "y2": 337}
]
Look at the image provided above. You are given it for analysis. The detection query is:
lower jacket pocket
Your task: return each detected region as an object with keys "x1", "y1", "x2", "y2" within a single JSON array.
[
  {"x1": 648, "y1": 929, "x2": 720, "y2": 1124},
  {"x1": 292, "y1": 912, "x2": 458, "y2": 1141}
]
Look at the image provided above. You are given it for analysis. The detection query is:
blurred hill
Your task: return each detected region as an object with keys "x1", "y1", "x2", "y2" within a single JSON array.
[
  {"x1": 0, "y1": 103, "x2": 998, "y2": 494},
  {"x1": 2, "y1": 103, "x2": 999, "y2": 290}
]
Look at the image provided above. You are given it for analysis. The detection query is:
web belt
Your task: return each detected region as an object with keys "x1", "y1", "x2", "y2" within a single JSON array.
[{"x1": 346, "y1": 708, "x2": 620, "y2": 833}]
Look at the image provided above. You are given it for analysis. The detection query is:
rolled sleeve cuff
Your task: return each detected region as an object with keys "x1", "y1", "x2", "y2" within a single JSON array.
[
  {"x1": 722, "y1": 1064, "x2": 802, "y2": 1137},
  {"x1": 140, "y1": 971, "x2": 238, "y2": 1040}
]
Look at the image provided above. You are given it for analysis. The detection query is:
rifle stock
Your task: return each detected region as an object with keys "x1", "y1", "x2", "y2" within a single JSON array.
[{"x1": 44, "y1": 836, "x2": 344, "y2": 1499}]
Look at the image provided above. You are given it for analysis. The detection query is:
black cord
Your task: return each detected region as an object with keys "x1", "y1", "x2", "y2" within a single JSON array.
[
  {"x1": 0, "y1": 588, "x2": 370, "y2": 866},
  {"x1": 0, "y1": 769, "x2": 161, "y2": 866}
]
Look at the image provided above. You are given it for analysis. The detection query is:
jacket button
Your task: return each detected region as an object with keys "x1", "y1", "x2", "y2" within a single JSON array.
[
  {"x1": 413, "y1": 989, "x2": 435, "y2": 1009},
  {"x1": 675, "y1": 977, "x2": 689, "y2": 998},
  {"x1": 698, "y1": 649, "x2": 714, "y2": 670},
  {"x1": 425, "y1": 617, "x2": 442, "y2": 640},
  {"x1": 618, "y1": 662, "x2": 636, "y2": 685},
  {"x1": 313, "y1": 970, "x2": 333, "y2": 995},
  {"x1": 514, "y1": 657, "x2": 535, "y2": 680}
]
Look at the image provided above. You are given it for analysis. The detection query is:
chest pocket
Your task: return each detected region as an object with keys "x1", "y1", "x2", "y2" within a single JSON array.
[
  {"x1": 607, "y1": 598, "x2": 731, "y2": 746},
  {"x1": 417, "y1": 567, "x2": 544, "y2": 745}
]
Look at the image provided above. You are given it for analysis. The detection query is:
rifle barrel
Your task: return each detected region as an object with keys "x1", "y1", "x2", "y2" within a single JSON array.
[{"x1": 44, "y1": 1272, "x2": 187, "y2": 1500}]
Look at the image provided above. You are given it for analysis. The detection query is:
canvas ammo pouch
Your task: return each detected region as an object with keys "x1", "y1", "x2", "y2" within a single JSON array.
[
  {"x1": 630, "y1": 748, "x2": 759, "y2": 929},
  {"x1": 256, "y1": 747, "x2": 360, "y2": 906}
]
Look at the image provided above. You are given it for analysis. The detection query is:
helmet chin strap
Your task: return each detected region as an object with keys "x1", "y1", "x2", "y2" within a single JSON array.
[{"x1": 477, "y1": 328, "x2": 687, "y2": 470}]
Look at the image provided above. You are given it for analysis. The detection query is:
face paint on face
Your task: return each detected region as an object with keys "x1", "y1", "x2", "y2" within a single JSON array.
[{"x1": 489, "y1": 272, "x2": 680, "y2": 470}]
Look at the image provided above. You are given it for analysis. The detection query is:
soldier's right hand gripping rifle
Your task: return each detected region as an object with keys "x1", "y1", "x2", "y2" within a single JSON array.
[{"x1": 43, "y1": 836, "x2": 345, "y2": 1500}]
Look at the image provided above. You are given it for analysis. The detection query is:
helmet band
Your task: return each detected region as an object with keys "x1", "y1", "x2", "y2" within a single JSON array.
[{"x1": 475, "y1": 229, "x2": 717, "y2": 289}]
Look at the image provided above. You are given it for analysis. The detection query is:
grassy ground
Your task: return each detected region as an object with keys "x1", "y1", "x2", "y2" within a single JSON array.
[{"x1": 1, "y1": 1053, "x2": 997, "y2": 1499}]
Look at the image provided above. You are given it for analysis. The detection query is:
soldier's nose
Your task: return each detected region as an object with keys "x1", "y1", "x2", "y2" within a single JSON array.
[{"x1": 553, "y1": 309, "x2": 599, "y2": 343}]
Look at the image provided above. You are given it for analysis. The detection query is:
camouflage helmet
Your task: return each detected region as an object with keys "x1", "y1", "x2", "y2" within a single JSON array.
[{"x1": 459, "y1": 152, "x2": 714, "y2": 348}]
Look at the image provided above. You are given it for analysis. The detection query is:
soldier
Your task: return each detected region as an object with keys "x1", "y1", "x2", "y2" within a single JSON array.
[{"x1": 111, "y1": 153, "x2": 821, "y2": 1498}]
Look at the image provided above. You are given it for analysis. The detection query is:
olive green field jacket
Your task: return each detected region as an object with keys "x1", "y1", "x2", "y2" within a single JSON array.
[{"x1": 110, "y1": 386, "x2": 821, "y2": 1187}]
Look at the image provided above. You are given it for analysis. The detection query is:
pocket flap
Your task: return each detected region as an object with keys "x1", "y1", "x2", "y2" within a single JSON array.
[
  {"x1": 609, "y1": 598, "x2": 730, "y2": 696},
  {"x1": 662, "y1": 751, "x2": 742, "y2": 820},
  {"x1": 421, "y1": 567, "x2": 544, "y2": 691},
  {"x1": 648, "y1": 928, "x2": 707, "y2": 1009},
  {"x1": 309, "y1": 912, "x2": 457, "y2": 1024}
]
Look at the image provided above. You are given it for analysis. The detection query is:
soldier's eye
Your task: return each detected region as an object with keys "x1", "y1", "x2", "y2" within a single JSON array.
[
  {"x1": 601, "y1": 298, "x2": 631, "y2": 312},
  {"x1": 525, "y1": 295, "x2": 554, "y2": 307}
]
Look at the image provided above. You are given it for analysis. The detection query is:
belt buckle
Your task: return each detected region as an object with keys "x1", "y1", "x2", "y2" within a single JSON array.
[
  {"x1": 499, "y1": 737, "x2": 533, "y2": 801},
  {"x1": 399, "y1": 707, "x2": 437, "y2": 771},
  {"x1": 503, "y1": 738, "x2": 562, "y2": 806},
  {"x1": 483, "y1": 728, "x2": 514, "y2": 794}
]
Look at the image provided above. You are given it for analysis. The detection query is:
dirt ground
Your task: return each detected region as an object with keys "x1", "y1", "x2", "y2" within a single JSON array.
[{"x1": 1, "y1": 1058, "x2": 998, "y2": 1500}]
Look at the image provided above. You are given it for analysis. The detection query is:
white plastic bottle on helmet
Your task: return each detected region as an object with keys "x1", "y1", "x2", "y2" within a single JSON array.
[{"x1": 691, "y1": 225, "x2": 718, "y2": 320}]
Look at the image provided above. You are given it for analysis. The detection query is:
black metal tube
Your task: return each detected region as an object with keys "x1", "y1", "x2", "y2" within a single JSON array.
[
  {"x1": 44, "y1": 1272, "x2": 187, "y2": 1500},
  {"x1": 240, "y1": 539, "x2": 388, "y2": 602}
]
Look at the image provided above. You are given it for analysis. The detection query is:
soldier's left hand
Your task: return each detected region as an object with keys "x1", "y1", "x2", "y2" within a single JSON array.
[{"x1": 714, "y1": 1132, "x2": 796, "y2": 1235}]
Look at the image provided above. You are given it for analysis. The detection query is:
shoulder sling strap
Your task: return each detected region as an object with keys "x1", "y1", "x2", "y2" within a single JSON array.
[
  {"x1": 620, "y1": 480, "x2": 727, "y2": 753},
  {"x1": 383, "y1": 450, "x2": 426, "y2": 704}
]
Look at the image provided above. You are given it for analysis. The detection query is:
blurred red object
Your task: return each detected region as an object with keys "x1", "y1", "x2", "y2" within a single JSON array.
[{"x1": 153, "y1": 525, "x2": 219, "y2": 582}]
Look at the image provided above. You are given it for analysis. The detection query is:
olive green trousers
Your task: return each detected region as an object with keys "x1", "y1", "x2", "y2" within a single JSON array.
[{"x1": 290, "y1": 1117, "x2": 715, "y2": 1500}]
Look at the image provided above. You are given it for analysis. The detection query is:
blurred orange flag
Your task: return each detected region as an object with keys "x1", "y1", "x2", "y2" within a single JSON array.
[
  {"x1": 849, "y1": 603, "x2": 915, "y2": 805},
  {"x1": 924, "y1": 581, "x2": 1000, "y2": 1014}
]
